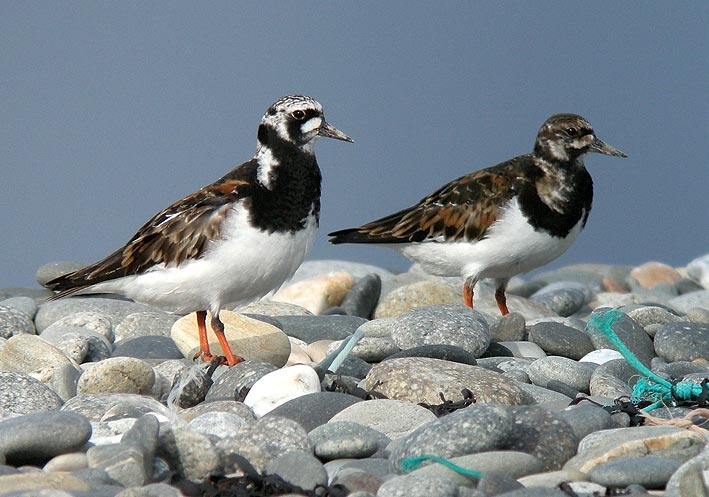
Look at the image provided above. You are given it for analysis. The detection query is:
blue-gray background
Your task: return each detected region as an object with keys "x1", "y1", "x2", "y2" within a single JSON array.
[{"x1": 2, "y1": 2, "x2": 707, "y2": 289}]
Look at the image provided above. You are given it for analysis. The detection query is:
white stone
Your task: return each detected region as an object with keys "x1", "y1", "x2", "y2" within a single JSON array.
[
  {"x1": 497, "y1": 341, "x2": 547, "y2": 359},
  {"x1": 579, "y1": 348, "x2": 623, "y2": 365},
  {"x1": 243, "y1": 364, "x2": 321, "y2": 418}
]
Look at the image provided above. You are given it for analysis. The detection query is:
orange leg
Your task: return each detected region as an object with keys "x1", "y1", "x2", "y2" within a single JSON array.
[
  {"x1": 495, "y1": 287, "x2": 510, "y2": 315},
  {"x1": 193, "y1": 310, "x2": 217, "y2": 362},
  {"x1": 463, "y1": 277, "x2": 476, "y2": 308},
  {"x1": 210, "y1": 313, "x2": 244, "y2": 367}
]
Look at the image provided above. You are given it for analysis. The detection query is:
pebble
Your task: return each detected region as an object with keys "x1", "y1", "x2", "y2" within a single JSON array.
[
  {"x1": 328, "y1": 335, "x2": 400, "y2": 362},
  {"x1": 171, "y1": 310, "x2": 291, "y2": 367},
  {"x1": 374, "y1": 280, "x2": 461, "y2": 318},
  {"x1": 490, "y1": 312, "x2": 526, "y2": 342},
  {"x1": 390, "y1": 305, "x2": 490, "y2": 357},
  {"x1": 243, "y1": 364, "x2": 321, "y2": 417},
  {"x1": 377, "y1": 474, "x2": 459, "y2": 497},
  {"x1": 264, "y1": 451, "x2": 327, "y2": 491},
  {"x1": 588, "y1": 358, "x2": 635, "y2": 398},
  {"x1": 530, "y1": 281, "x2": 590, "y2": 316},
  {"x1": 585, "y1": 309, "x2": 656, "y2": 367},
  {"x1": 264, "y1": 391, "x2": 362, "y2": 431},
  {"x1": 114, "y1": 311, "x2": 179, "y2": 342},
  {"x1": 0, "y1": 371, "x2": 63, "y2": 414},
  {"x1": 579, "y1": 348, "x2": 623, "y2": 365},
  {"x1": 526, "y1": 356, "x2": 595, "y2": 394},
  {"x1": 35, "y1": 297, "x2": 158, "y2": 333},
  {"x1": 629, "y1": 261, "x2": 682, "y2": 289},
  {"x1": 341, "y1": 273, "x2": 382, "y2": 319},
  {"x1": 409, "y1": 451, "x2": 544, "y2": 485},
  {"x1": 363, "y1": 357, "x2": 526, "y2": 406},
  {"x1": 654, "y1": 321, "x2": 709, "y2": 362},
  {"x1": 383, "y1": 344, "x2": 477, "y2": 365},
  {"x1": 272, "y1": 271, "x2": 355, "y2": 314},
  {"x1": 0, "y1": 296, "x2": 38, "y2": 319},
  {"x1": 188, "y1": 411, "x2": 248, "y2": 440},
  {"x1": 0, "y1": 304, "x2": 36, "y2": 338},
  {"x1": 273, "y1": 314, "x2": 367, "y2": 342},
  {"x1": 77, "y1": 357, "x2": 155, "y2": 395},
  {"x1": 686, "y1": 253, "x2": 709, "y2": 288},
  {"x1": 527, "y1": 321, "x2": 595, "y2": 360},
  {"x1": 41, "y1": 324, "x2": 113, "y2": 362},
  {"x1": 496, "y1": 341, "x2": 547, "y2": 359},
  {"x1": 47, "y1": 311, "x2": 115, "y2": 342},
  {"x1": 330, "y1": 399, "x2": 436, "y2": 439},
  {"x1": 589, "y1": 455, "x2": 683, "y2": 489},
  {"x1": 1, "y1": 334, "x2": 76, "y2": 372},
  {"x1": 309, "y1": 421, "x2": 390, "y2": 460},
  {"x1": 507, "y1": 405, "x2": 578, "y2": 470},
  {"x1": 204, "y1": 360, "x2": 277, "y2": 401}
]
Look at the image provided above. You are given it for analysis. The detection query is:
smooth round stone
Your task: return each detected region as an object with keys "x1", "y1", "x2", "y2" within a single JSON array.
[
  {"x1": 35, "y1": 297, "x2": 159, "y2": 333},
  {"x1": 61, "y1": 393, "x2": 170, "y2": 422},
  {"x1": 272, "y1": 272, "x2": 355, "y2": 314},
  {"x1": 330, "y1": 399, "x2": 436, "y2": 439},
  {"x1": 531, "y1": 282, "x2": 590, "y2": 317},
  {"x1": 0, "y1": 371, "x2": 63, "y2": 415},
  {"x1": 0, "y1": 305, "x2": 36, "y2": 338},
  {"x1": 490, "y1": 312, "x2": 526, "y2": 342},
  {"x1": 273, "y1": 315, "x2": 367, "y2": 344},
  {"x1": 686, "y1": 254, "x2": 709, "y2": 289},
  {"x1": 558, "y1": 405, "x2": 612, "y2": 442},
  {"x1": 43, "y1": 452, "x2": 89, "y2": 473},
  {"x1": 409, "y1": 451, "x2": 544, "y2": 486},
  {"x1": 377, "y1": 475, "x2": 458, "y2": 497},
  {"x1": 341, "y1": 273, "x2": 382, "y2": 319},
  {"x1": 216, "y1": 416, "x2": 313, "y2": 473},
  {"x1": 508, "y1": 406, "x2": 578, "y2": 471},
  {"x1": 1, "y1": 334, "x2": 76, "y2": 372},
  {"x1": 0, "y1": 411, "x2": 91, "y2": 465},
  {"x1": 40, "y1": 325, "x2": 113, "y2": 363},
  {"x1": 244, "y1": 364, "x2": 321, "y2": 417},
  {"x1": 669, "y1": 290, "x2": 709, "y2": 313},
  {"x1": 364, "y1": 357, "x2": 525, "y2": 406},
  {"x1": 590, "y1": 456, "x2": 683, "y2": 489},
  {"x1": 77, "y1": 357, "x2": 155, "y2": 395},
  {"x1": 528, "y1": 322, "x2": 595, "y2": 360},
  {"x1": 383, "y1": 344, "x2": 477, "y2": 365},
  {"x1": 374, "y1": 280, "x2": 461, "y2": 319},
  {"x1": 654, "y1": 322, "x2": 709, "y2": 362},
  {"x1": 589, "y1": 359, "x2": 635, "y2": 398},
  {"x1": 328, "y1": 336, "x2": 400, "y2": 362},
  {"x1": 630, "y1": 261, "x2": 682, "y2": 289},
  {"x1": 114, "y1": 311, "x2": 179, "y2": 342},
  {"x1": 264, "y1": 451, "x2": 327, "y2": 491},
  {"x1": 477, "y1": 473, "x2": 525, "y2": 496},
  {"x1": 480, "y1": 342, "x2": 514, "y2": 357},
  {"x1": 688, "y1": 307, "x2": 709, "y2": 324},
  {"x1": 0, "y1": 472, "x2": 92, "y2": 494},
  {"x1": 391, "y1": 305, "x2": 490, "y2": 357},
  {"x1": 585, "y1": 310, "x2": 656, "y2": 367},
  {"x1": 579, "y1": 348, "x2": 623, "y2": 365},
  {"x1": 204, "y1": 360, "x2": 277, "y2": 402},
  {"x1": 0, "y1": 297, "x2": 38, "y2": 320},
  {"x1": 35, "y1": 261, "x2": 85, "y2": 286},
  {"x1": 157, "y1": 424, "x2": 220, "y2": 482},
  {"x1": 112, "y1": 335, "x2": 184, "y2": 360},
  {"x1": 47, "y1": 311, "x2": 115, "y2": 342},
  {"x1": 388, "y1": 404, "x2": 515, "y2": 472},
  {"x1": 289, "y1": 260, "x2": 394, "y2": 285},
  {"x1": 171, "y1": 310, "x2": 291, "y2": 367},
  {"x1": 265, "y1": 392, "x2": 362, "y2": 431},
  {"x1": 310, "y1": 421, "x2": 389, "y2": 460},
  {"x1": 654, "y1": 360, "x2": 709, "y2": 379},
  {"x1": 625, "y1": 305, "x2": 682, "y2": 329},
  {"x1": 527, "y1": 356, "x2": 594, "y2": 394},
  {"x1": 514, "y1": 382, "x2": 573, "y2": 404},
  {"x1": 188, "y1": 411, "x2": 248, "y2": 441},
  {"x1": 236, "y1": 300, "x2": 312, "y2": 316},
  {"x1": 179, "y1": 399, "x2": 255, "y2": 423}
]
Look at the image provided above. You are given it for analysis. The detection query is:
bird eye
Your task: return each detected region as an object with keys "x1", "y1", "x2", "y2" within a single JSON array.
[
  {"x1": 291, "y1": 110, "x2": 306, "y2": 120},
  {"x1": 566, "y1": 127, "x2": 578, "y2": 136}
]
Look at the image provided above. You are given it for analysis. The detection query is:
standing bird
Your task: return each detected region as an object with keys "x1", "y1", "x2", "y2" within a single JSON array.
[
  {"x1": 329, "y1": 114, "x2": 625, "y2": 315},
  {"x1": 46, "y1": 95, "x2": 352, "y2": 365}
]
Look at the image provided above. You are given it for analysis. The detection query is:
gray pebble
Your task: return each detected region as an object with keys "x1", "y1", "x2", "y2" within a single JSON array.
[
  {"x1": 87, "y1": 443, "x2": 147, "y2": 487},
  {"x1": 40, "y1": 325, "x2": 113, "y2": 363},
  {"x1": 180, "y1": 399, "x2": 255, "y2": 423},
  {"x1": 188, "y1": 411, "x2": 248, "y2": 441},
  {"x1": 114, "y1": 311, "x2": 179, "y2": 342},
  {"x1": 205, "y1": 360, "x2": 277, "y2": 402},
  {"x1": 330, "y1": 399, "x2": 436, "y2": 440},
  {"x1": 310, "y1": 421, "x2": 390, "y2": 460},
  {"x1": 586, "y1": 310, "x2": 656, "y2": 367},
  {"x1": 557, "y1": 404, "x2": 612, "y2": 442},
  {"x1": 61, "y1": 393, "x2": 170, "y2": 422},
  {"x1": 527, "y1": 322, "x2": 595, "y2": 360},
  {"x1": 121, "y1": 414, "x2": 159, "y2": 478},
  {"x1": 590, "y1": 455, "x2": 683, "y2": 489},
  {"x1": 35, "y1": 261, "x2": 85, "y2": 286},
  {"x1": 508, "y1": 405, "x2": 578, "y2": 470},
  {"x1": 77, "y1": 357, "x2": 155, "y2": 395},
  {"x1": 157, "y1": 424, "x2": 220, "y2": 482},
  {"x1": 0, "y1": 411, "x2": 91, "y2": 465},
  {"x1": 35, "y1": 297, "x2": 159, "y2": 334},
  {"x1": 0, "y1": 305, "x2": 36, "y2": 337},
  {"x1": 264, "y1": 451, "x2": 328, "y2": 492},
  {"x1": 112, "y1": 335, "x2": 184, "y2": 360},
  {"x1": 490, "y1": 312, "x2": 526, "y2": 342},
  {"x1": 383, "y1": 344, "x2": 477, "y2": 365},
  {"x1": 531, "y1": 282, "x2": 590, "y2": 316},
  {"x1": 47, "y1": 311, "x2": 115, "y2": 342},
  {"x1": 527, "y1": 356, "x2": 594, "y2": 394},
  {"x1": 654, "y1": 322, "x2": 709, "y2": 362},
  {"x1": 167, "y1": 364, "x2": 212, "y2": 408},
  {"x1": 589, "y1": 359, "x2": 635, "y2": 398},
  {"x1": 668, "y1": 290, "x2": 709, "y2": 313},
  {"x1": 391, "y1": 305, "x2": 490, "y2": 357},
  {"x1": 273, "y1": 315, "x2": 367, "y2": 343},
  {"x1": 265, "y1": 392, "x2": 362, "y2": 431},
  {"x1": 377, "y1": 475, "x2": 459, "y2": 497},
  {"x1": 341, "y1": 273, "x2": 382, "y2": 319},
  {"x1": 0, "y1": 371, "x2": 63, "y2": 415},
  {"x1": 0, "y1": 297, "x2": 38, "y2": 320}
]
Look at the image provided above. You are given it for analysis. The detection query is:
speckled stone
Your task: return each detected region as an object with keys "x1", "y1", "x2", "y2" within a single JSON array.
[
  {"x1": 0, "y1": 371, "x2": 64, "y2": 415},
  {"x1": 0, "y1": 305, "x2": 36, "y2": 338},
  {"x1": 77, "y1": 357, "x2": 155, "y2": 395},
  {"x1": 654, "y1": 322, "x2": 709, "y2": 362},
  {"x1": 330, "y1": 399, "x2": 436, "y2": 439},
  {"x1": 528, "y1": 322, "x2": 595, "y2": 360},
  {"x1": 374, "y1": 280, "x2": 461, "y2": 318}
]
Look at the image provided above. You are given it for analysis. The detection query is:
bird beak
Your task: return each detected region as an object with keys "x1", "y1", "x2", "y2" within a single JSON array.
[
  {"x1": 589, "y1": 137, "x2": 627, "y2": 158},
  {"x1": 318, "y1": 121, "x2": 354, "y2": 143}
]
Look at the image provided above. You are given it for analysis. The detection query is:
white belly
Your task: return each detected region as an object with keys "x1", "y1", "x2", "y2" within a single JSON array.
[
  {"x1": 91, "y1": 206, "x2": 317, "y2": 314},
  {"x1": 397, "y1": 197, "x2": 585, "y2": 281}
]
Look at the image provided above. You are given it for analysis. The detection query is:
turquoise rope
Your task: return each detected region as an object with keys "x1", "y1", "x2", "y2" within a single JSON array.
[
  {"x1": 400, "y1": 455, "x2": 484, "y2": 478},
  {"x1": 586, "y1": 309, "x2": 704, "y2": 411}
]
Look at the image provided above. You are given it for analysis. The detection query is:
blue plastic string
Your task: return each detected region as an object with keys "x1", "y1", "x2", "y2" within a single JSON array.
[{"x1": 400, "y1": 455, "x2": 484, "y2": 478}]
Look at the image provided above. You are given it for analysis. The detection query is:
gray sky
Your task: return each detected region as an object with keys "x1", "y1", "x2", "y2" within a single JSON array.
[{"x1": 2, "y1": 2, "x2": 708, "y2": 289}]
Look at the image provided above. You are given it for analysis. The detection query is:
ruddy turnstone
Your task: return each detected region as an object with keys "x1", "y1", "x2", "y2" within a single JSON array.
[
  {"x1": 329, "y1": 114, "x2": 625, "y2": 315},
  {"x1": 46, "y1": 95, "x2": 352, "y2": 365}
]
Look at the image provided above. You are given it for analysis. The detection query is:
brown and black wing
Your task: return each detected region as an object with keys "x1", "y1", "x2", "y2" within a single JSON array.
[
  {"x1": 46, "y1": 162, "x2": 256, "y2": 299},
  {"x1": 329, "y1": 160, "x2": 528, "y2": 245}
]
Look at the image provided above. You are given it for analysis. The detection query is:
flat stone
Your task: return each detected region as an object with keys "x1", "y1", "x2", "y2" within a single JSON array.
[
  {"x1": 585, "y1": 309, "x2": 656, "y2": 367},
  {"x1": 61, "y1": 393, "x2": 170, "y2": 422},
  {"x1": 244, "y1": 364, "x2": 321, "y2": 417},
  {"x1": 686, "y1": 254, "x2": 709, "y2": 288},
  {"x1": 388, "y1": 403, "x2": 514, "y2": 473},
  {"x1": 205, "y1": 360, "x2": 277, "y2": 401},
  {"x1": 654, "y1": 322, "x2": 709, "y2": 362},
  {"x1": 171, "y1": 310, "x2": 291, "y2": 367},
  {"x1": 114, "y1": 311, "x2": 179, "y2": 342},
  {"x1": 669, "y1": 290, "x2": 709, "y2": 313},
  {"x1": 579, "y1": 348, "x2": 623, "y2": 365},
  {"x1": 179, "y1": 399, "x2": 255, "y2": 423},
  {"x1": 589, "y1": 455, "x2": 682, "y2": 489},
  {"x1": 288, "y1": 260, "x2": 394, "y2": 284},
  {"x1": 390, "y1": 305, "x2": 490, "y2": 357},
  {"x1": 507, "y1": 405, "x2": 578, "y2": 470},
  {"x1": 527, "y1": 356, "x2": 595, "y2": 394},
  {"x1": 35, "y1": 297, "x2": 159, "y2": 333},
  {"x1": 363, "y1": 357, "x2": 526, "y2": 406},
  {"x1": 330, "y1": 399, "x2": 436, "y2": 439},
  {"x1": 377, "y1": 474, "x2": 458, "y2": 497},
  {"x1": 341, "y1": 273, "x2": 382, "y2": 319},
  {"x1": 490, "y1": 312, "x2": 526, "y2": 342},
  {"x1": 528, "y1": 322, "x2": 595, "y2": 360},
  {"x1": 46, "y1": 311, "x2": 115, "y2": 342},
  {"x1": 28, "y1": 363, "x2": 81, "y2": 402},
  {"x1": 35, "y1": 261, "x2": 85, "y2": 286},
  {"x1": 1, "y1": 334, "x2": 76, "y2": 372},
  {"x1": 188, "y1": 411, "x2": 249, "y2": 441},
  {"x1": 310, "y1": 421, "x2": 389, "y2": 460},
  {"x1": 157, "y1": 424, "x2": 220, "y2": 482},
  {"x1": 273, "y1": 315, "x2": 366, "y2": 343},
  {"x1": 112, "y1": 335, "x2": 184, "y2": 360},
  {"x1": 531, "y1": 282, "x2": 590, "y2": 317},
  {"x1": 589, "y1": 358, "x2": 635, "y2": 398},
  {"x1": 272, "y1": 272, "x2": 355, "y2": 314},
  {"x1": 87, "y1": 443, "x2": 147, "y2": 487},
  {"x1": 558, "y1": 404, "x2": 613, "y2": 442},
  {"x1": 0, "y1": 411, "x2": 91, "y2": 465},
  {"x1": 0, "y1": 472, "x2": 91, "y2": 493},
  {"x1": 630, "y1": 261, "x2": 682, "y2": 289},
  {"x1": 0, "y1": 371, "x2": 63, "y2": 414},
  {"x1": 374, "y1": 280, "x2": 461, "y2": 318},
  {"x1": 0, "y1": 296, "x2": 38, "y2": 320},
  {"x1": 328, "y1": 336, "x2": 400, "y2": 362},
  {"x1": 496, "y1": 341, "x2": 547, "y2": 359},
  {"x1": 236, "y1": 300, "x2": 313, "y2": 316},
  {"x1": 264, "y1": 451, "x2": 327, "y2": 492},
  {"x1": 0, "y1": 305, "x2": 35, "y2": 338},
  {"x1": 40, "y1": 325, "x2": 113, "y2": 363},
  {"x1": 383, "y1": 344, "x2": 477, "y2": 365}
]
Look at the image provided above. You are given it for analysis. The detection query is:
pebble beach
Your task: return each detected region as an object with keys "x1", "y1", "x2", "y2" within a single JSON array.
[{"x1": 1, "y1": 254, "x2": 709, "y2": 497}]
